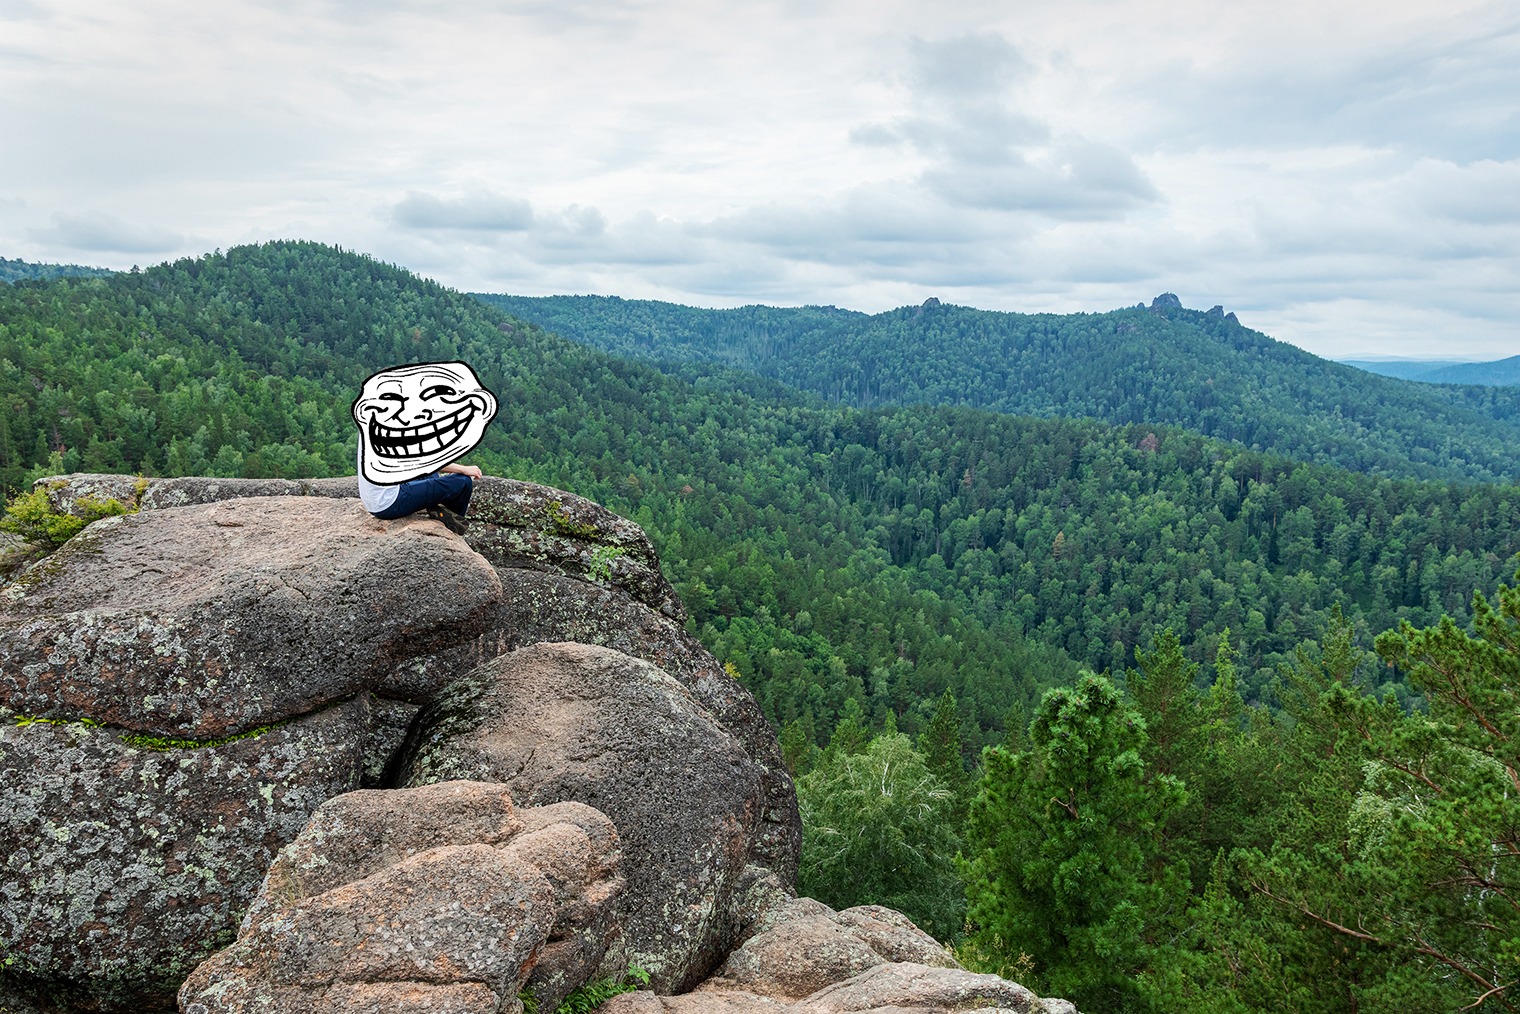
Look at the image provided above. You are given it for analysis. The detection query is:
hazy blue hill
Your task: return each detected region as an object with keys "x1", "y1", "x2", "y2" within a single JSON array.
[
  {"x1": 475, "y1": 293, "x2": 1520, "y2": 483},
  {"x1": 0, "y1": 257, "x2": 116, "y2": 283},
  {"x1": 1340, "y1": 357, "x2": 1520, "y2": 386},
  {"x1": 1338, "y1": 358, "x2": 1473, "y2": 381},
  {"x1": 1418, "y1": 355, "x2": 1520, "y2": 387}
]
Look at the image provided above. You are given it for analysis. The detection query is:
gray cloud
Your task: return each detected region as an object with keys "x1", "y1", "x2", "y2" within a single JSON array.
[
  {"x1": 859, "y1": 33, "x2": 1158, "y2": 217},
  {"x1": 391, "y1": 189, "x2": 534, "y2": 231},
  {"x1": 4, "y1": 0, "x2": 1519, "y2": 360},
  {"x1": 1133, "y1": 12, "x2": 1520, "y2": 161},
  {"x1": 33, "y1": 211, "x2": 182, "y2": 253}
]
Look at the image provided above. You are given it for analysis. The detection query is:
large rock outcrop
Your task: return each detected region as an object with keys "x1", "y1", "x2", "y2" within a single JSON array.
[
  {"x1": 0, "y1": 495, "x2": 500, "y2": 737},
  {"x1": 180, "y1": 781, "x2": 624, "y2": 1014},
  {"x1": 1, "y1": 474, "x2": 802, "y2": 1009},
  {"x1": 0, "y1": 498, "x2": 498, "y2": 1010},
  {"x1": 33, "y1": 473, "x2": 801, "y2": 884},
  {"x1": 395, "y1": 641, "x2": 764, "y2": 993}
]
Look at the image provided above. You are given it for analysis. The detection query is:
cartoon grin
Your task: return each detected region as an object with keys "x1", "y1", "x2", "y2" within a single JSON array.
[{"x1": 367, "y1": 402, "x2": 477, "y2": 458}]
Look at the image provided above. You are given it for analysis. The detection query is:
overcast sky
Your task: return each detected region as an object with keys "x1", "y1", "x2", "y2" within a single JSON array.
[{"x1": 3, "y1": 0, "x2": 1516, "y2": 359}]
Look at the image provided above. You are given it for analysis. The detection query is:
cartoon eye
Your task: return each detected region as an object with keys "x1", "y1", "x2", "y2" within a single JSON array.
[
  {"x1": 421, "y1": 385, "x2": 457, "y2": 399},
  {"x1": 379, "y1": 393, "x2": 405, "y2": 403}
]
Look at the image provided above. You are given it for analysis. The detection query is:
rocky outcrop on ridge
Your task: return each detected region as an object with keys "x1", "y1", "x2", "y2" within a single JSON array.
[
  {"x1": 179, "y1": 781, "x2": 624, "y2": 1014},
  {"x1": 32, "y1": 472, "x2": 800, "y2": 883},
  {"x1": 0, "y1": 496, "x2": 499, "y2": 1011},
  {"x1": 0, "y1": 473, "x2": 800, "y2": 1011},
  {"x1": 0, "y1": 473, "x2": 1076, "y2": 1014},
  {"x1": 0, "y1": 495, "x2": 501, "y2": 737},
  {"x1": 397, "y1": 641, "x2": 764, "y2": 994}
]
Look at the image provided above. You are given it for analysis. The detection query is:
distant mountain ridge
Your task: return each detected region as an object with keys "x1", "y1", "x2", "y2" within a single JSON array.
[
  {"x1": 473, "y1": 292, "x2": 1520, "y2": 484},
  {"x1": 1340, "y1": 357, "x2": 1520, "y2": 387},
  {"x1": 1, "y1": 257, "x2": 115, "y2": 283}
]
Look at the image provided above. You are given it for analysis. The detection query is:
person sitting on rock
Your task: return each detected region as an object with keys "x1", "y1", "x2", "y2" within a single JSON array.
[
  {"x1": 358, "y1": 459, "x2": 482, "y2": 534},
  {"x1": 351, "y1": 360, "x2": 500, "y2": 535}
]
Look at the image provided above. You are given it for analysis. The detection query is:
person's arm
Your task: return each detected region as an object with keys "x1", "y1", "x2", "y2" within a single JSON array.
[{"x1": 441, "y1": 461, "x2": 483, "y2": 479}]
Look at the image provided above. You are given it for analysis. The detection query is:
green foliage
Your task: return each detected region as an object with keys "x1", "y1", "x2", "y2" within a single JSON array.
[
  {"x1": 1296, "y1": 577, "x2": 1520, "y2": 1011},
  {"x1": 1138, "y1": 603, "x2": 1520, "y2": 1013},
  {"x1": 8, "y1": 244, "x2": 1520, "y2": 755},
  {"x1": 780, "y1": 717, "x2": 818, "y2": 776},
  {"x1": 7, "y1": 714, "x2": 103, "y2": 730},
  {"x1": 824, "y1": 696, "x2": 870, "y2": 760},
  {"x1": 478, "y1": 292, "x2": 1520, "y2": 484},
  {"x1": 586, "y1": 544, "x2": 629, "y2": 582},
  {"x1": 797, "y1": 730, "x2": 966, "y2": 940},
  {"x1": 0, "y1": 485, "x2": 132, "y2": 548},
  {"x1": 962, "y1": 672, "x2": 1187, "y2": 1010},
  {"x1": 117, "y1": 722, "x2": 282, "y2": 752},
  {"x1": 1127, "y1": 629, "x2": 1254, "y2": 888},
  {"x1": 535, "y1": 966, "x2": 650, "y2": 1013},
  {"x1": 919, "y1": 689, "x2": 970, "y2": 822},
  {"x1": 0, "y1": 257, "x2": 115, "y2": 283}
]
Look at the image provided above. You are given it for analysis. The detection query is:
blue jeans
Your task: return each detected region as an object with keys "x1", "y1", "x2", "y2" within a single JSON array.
[{"x1": 370, "y1": 472, "x2": 473, "y2": 520}]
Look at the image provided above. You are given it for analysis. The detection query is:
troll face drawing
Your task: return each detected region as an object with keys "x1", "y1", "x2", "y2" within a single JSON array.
[{"x1": 352, "y1": 361, "x2": 499, "y2": 484}]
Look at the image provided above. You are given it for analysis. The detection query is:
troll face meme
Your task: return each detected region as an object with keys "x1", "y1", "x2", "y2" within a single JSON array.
[{"x1": 351, "y1": 361, "x2": 499, "y2": 484}]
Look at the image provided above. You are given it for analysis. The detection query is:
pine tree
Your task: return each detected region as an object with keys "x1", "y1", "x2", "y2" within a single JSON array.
[
  {"x1": 920, "y1": 689, "x2": 970, "y2": 824},
  {"x1": 825, "y1": 697, "x2": 870, "y2": 760},
  {"x1": 962, "y1": 672, "x2": 1187, "y2": 1009},
  {"x1": 1127, "y1": 628, "x2": 1199, "y2": 777}
]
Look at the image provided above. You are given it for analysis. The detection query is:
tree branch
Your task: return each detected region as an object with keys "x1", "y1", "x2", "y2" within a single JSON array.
[{"x1": 1250, "y1": 883, "x2": 1515, "y2": 1011}]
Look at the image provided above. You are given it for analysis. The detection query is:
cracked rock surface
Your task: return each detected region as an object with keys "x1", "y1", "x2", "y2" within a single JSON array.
[
  {"x1": 179, "y1": 780, "x2": 624, "y2": 1014},
  {"x1": 0, "y1": 496, "x2": 501, "y2": 738},
  {"x1": 0, "y1": 697, "x2": 369, "y2": 1012},
  {"x1": 396, "y1": 642, "x2": 764, "y2": 994}
]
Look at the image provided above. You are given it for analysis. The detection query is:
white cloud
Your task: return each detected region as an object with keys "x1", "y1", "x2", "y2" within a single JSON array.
[
  {"x1": 0, "y1": 0, "x2": 1515, "y2": 358},
  {"x1": 33, "y1": 212, "x2": 183, "y2": 254},
  {"x1": 391, "y1": 189, "x2": 533, "y2": 231}
]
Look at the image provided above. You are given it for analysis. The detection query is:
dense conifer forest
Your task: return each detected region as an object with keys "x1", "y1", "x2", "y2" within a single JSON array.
[
  {"x1": 0, "y1": 257, "x2": 115, "y2": 283},
  {"x1": 477, "y1": 292, "x2": 1520, "y2": 484},
  {"x1": 6, "y1": 242, "x2": 1520, "y2": 1010}
]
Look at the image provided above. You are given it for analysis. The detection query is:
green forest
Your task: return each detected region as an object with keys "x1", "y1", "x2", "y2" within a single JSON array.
[
  {"x1": 477, "y1": 292, "x2": 1520, "y2": 484},
  {"x1": 5, "y1": 241, "x2": 1520, "y2": 1010},
  {"x1": 0, "y1": 257, "x2": 115, "y2": 284}
]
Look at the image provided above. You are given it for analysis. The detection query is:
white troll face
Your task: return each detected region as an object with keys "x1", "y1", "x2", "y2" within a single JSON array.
[{"x1": 352, "y1": 361, "x2": 499, "y2": 484}]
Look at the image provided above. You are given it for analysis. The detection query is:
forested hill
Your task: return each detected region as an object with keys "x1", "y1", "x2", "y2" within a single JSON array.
[
  {"x1": 2, "y1": 240, "x2": 1518, "y2": 744},
  {"x1": 9, "y1": 245, "x2": 1520, "y2": 1010},
  {"x1": 0, "y1": 257, "x2": 115, "y2": 283},
  {"x1": 1341, "y1": 356, "x2": 1520, "y2": 386},
  {"x1": 474, "y1": 292, "x2": 1520, "y2": 484},
  {"x1": 1417, "y1": 354, "x2": 1520, "y2": 387}
]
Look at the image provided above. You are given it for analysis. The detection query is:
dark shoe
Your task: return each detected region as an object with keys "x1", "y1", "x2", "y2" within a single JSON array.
[{"x1": 425, "y1": 506, "x2": 469, "y2": 535}]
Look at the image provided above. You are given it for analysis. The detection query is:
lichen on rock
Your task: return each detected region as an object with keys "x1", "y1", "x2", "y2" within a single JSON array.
[{"x1": 0, "y1": 697, "x2": 369, "y2": 1011}]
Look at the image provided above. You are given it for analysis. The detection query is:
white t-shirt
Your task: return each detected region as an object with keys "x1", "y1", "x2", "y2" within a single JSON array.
[{"x1": 356, "y1": 448, "x2": 400, "y2": 514}]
